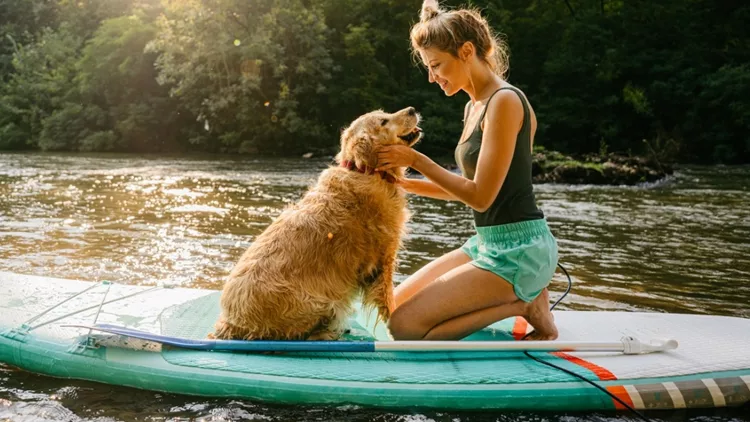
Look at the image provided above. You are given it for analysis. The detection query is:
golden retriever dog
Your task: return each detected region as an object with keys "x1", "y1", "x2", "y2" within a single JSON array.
[{"x1": 211, "y1": 107, "x2": 422, "y2": 340}]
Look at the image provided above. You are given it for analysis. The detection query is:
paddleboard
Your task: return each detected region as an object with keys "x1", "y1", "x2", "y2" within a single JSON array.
[{"x1": 1, "y1": 272, "x2": 748, "y2": 411}]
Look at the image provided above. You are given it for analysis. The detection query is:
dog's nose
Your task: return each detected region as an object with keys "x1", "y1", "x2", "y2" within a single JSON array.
[{"x1": 407, "y1": 107, "x2": 416, "y2": 116}]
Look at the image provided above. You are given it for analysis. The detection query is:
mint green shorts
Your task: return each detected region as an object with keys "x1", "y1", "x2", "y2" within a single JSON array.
[{"x1": 460, "y1": 219, "x2": 558, "y2": 303}]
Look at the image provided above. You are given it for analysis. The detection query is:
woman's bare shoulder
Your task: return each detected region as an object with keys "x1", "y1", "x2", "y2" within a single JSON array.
[{"x1": 481, "y1": 88, "x2": 524, "y2": 131}]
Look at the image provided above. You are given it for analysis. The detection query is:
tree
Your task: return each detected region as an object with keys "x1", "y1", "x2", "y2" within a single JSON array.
[
  {"x1": 77, "y1": 15, "x2": 186, "y2": 152},
  {"x1": 320, "y1": 0, "x2": 465, "y2": 156},
  {"x1": 148, "y1": 0, "x2": 334, "y2": 153},
  {"x1": 0, "y1": 25, "x2": 82, "y2": 150},
  {"x1": 0, "y1": 0, "x2": 58, "y2": 80},
  {"x1": 0, "y1": 0, "x2": 747, "y2": 162}
]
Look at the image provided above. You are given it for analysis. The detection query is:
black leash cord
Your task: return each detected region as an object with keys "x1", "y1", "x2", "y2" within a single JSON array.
[{"x1": 522, "y1": 263, "x2": 653, "y2": 422}]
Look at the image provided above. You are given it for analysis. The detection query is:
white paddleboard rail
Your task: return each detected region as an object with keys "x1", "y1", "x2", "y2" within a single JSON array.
[{"x1": 374, "y1": 336, "x2": 679, "y2": 354}]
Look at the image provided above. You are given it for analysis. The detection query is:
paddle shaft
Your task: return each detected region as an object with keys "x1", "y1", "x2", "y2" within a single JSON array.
[{"x1": 65, "y1": 324, "x2": 678, "y2": 354}]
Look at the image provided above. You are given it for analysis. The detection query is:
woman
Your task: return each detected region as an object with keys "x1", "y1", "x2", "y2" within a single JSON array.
[{"x1": 375, "y1": 0, "x2": 559, "y2": 341}]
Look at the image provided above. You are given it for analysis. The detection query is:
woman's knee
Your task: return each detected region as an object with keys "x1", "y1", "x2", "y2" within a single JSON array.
[{"x1": 387, "y1": 307, "x2": 428, "y2": 340}]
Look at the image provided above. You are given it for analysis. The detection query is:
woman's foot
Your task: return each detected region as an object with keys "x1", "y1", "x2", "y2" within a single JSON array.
[{"x1": 523, "y1": 288, "x2": 558, "y2": 341}]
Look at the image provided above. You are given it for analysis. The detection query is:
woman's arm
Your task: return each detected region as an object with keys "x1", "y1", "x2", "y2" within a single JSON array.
[
  {"x1": 377, "y1": 90, "x2": 523, "y2": 213},
  {"x1": 399, "y1": 178, "x2": 457, "y2": 201},
  {"x1": 396, "y1": 101, "x2": 471, "y2": 202}
]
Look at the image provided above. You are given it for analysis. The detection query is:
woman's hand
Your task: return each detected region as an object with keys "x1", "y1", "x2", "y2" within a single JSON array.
[{"x1": 375, "y1": 145, "x2": 421, "y2": 171}]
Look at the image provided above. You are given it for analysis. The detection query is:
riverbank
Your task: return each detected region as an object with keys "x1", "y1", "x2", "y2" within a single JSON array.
[{"x1": 0, "y1": 146, "x2": 673, "y2": 185}]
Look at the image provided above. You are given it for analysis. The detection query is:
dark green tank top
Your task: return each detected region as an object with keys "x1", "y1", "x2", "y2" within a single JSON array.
[{"x1": 454, "y1": 86, "x2": 544, "y2": 227}]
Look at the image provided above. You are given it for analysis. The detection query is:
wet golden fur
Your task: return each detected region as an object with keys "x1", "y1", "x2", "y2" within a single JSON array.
[{"x1": 211, "y1": 108, "x2": 421, "y2": 340}]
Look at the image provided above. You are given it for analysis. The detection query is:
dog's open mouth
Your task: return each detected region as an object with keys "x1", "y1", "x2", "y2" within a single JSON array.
[{"x1": 398, "y1": 127, "x2": 422, "y2": 145}]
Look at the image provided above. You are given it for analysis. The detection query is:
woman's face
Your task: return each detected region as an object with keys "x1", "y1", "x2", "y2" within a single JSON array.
[{"x1": 419, "y1": 47, "x2": 467, "y2": 96}]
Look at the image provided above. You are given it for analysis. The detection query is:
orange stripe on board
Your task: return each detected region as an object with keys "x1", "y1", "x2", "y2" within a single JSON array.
[
  {"x1": 606, "y1": 385, "x2": 635, "y2": 410},
  {"x1": 551, "y1": 352, "x2": 618, "y2": 381},
  {"x1": 512, "y1": 317, "x2": 528, "y2": 340}
]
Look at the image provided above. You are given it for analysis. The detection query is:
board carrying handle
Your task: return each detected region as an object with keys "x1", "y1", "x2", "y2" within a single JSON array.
[{"x1": 621, "y1": 336, "x2": 678, "y2": 354}]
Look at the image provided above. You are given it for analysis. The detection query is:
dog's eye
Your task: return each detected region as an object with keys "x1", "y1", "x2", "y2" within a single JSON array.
[{"x1": 380, "y1": 119, "x2": 388, "y2": 126}]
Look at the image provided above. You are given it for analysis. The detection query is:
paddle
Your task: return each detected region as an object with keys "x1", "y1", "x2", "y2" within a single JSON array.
[{"x1": 62, "y1": 323, "x2": 678, "y2": 354}]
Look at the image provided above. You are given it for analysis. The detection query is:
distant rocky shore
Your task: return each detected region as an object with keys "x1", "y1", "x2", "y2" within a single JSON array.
[{"x1": 531, "y1": 149, "x2": 673, "y2": 185}]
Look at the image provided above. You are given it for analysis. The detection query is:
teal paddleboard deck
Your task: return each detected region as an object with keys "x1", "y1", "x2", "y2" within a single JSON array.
[{"x1": 1, "y1": 272, "x2": 749, "y2": 411}]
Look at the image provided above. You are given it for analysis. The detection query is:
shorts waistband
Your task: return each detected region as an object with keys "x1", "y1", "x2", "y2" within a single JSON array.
[{"x1": 475, "y1": 219, "x2": 551, "y2": 242}]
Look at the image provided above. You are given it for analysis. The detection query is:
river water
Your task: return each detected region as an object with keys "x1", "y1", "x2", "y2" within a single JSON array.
[{"x1": 0, "y1": 152, "x2": 748, "y2": 421}]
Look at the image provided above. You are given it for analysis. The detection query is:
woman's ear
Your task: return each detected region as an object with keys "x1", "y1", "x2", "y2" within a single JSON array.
[{"x1": 460, "y1": 42, "x2": 474, "y2": 62}]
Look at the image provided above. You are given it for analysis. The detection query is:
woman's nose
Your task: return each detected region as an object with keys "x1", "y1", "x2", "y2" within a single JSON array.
[
  {"x1": 428, "y1": 68, "x2": 435, "y2": 84},
  {"x1": 407, "y1": 107, "x2": 416, "y2": 116}
]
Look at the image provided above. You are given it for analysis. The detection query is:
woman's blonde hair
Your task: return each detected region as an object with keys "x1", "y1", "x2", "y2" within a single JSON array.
[{"x1": 410, "y1": 0, "x2": 509, "y2": 78}]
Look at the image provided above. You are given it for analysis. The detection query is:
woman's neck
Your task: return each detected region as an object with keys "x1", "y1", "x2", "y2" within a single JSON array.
[{"x1": 465, "y1": 61, "x2": 504, "y2": 104}]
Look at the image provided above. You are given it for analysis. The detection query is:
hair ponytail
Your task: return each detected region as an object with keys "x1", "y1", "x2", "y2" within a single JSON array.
[
  {"x1": 420, "y1": 0, "x2": 441, "y2": 22},
  {"x1": 411, "y1": 1, "x2": 510, "y2": 79}
]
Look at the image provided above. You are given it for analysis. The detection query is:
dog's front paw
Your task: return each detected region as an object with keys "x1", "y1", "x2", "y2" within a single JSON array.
[{"x1": 307, "y1": 329, "x2": 343, "y2": 341}]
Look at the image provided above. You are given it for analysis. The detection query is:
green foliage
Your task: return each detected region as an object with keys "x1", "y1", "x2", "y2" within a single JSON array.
[
  {"x1": 39, "y1": 102, "x2": 109, "y2": 151},
  {"x1": 0, "y1": 0, "x2": 747, "y2": 163},
  {"x1": 0, "y1": 7, "x2": 190, "y2": 152},
  {"x1": 320, "y1": 0, "x2": 465, "y2": 156},
  {"x1": 78, "y1": 15, "x2": 185, "y2": 152},
  {"x1": 692, "y1": 64, "x2": 750, "y2": 163},
  {"x1": 0, "y1": 0, "x2": 58, "y2": 78},
  {"x1": 0, "y1": 25, "x2": 83, "y2": 149},
  {"x1": 147, "y1": 0, "x2": 334, "y2": 153}
]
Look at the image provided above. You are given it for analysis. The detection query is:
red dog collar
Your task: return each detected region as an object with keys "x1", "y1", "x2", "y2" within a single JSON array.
[{"x1": 340, "y1": 160, "x2": 397, "y2": 184}]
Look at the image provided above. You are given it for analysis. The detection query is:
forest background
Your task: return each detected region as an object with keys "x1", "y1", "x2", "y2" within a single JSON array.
[{"x1": 1, "y1": 0, "x2": 747, "y2": 164}]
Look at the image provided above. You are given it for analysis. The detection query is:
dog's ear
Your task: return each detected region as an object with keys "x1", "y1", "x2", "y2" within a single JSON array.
[
  {"x1": 351, "y1": 135, "x2": 377, "y2": 169},
  {"x1": 340, "y1": 129, "x2": 377, "y2": 169}
]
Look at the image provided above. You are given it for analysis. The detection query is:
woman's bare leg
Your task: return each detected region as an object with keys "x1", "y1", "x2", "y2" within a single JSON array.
[
  {"x1": 391, "y1": 247, "x2": 558, "y2": 341},
  {"x1": 421, "y1": 288, "x2": 559, "y2": 341},
  {"x1": 389, "y1": 263, "x2": 559, "y2": 341},
  {"x1": 390, "y1": 263, "x2": 516, "y2": 340},
  {"x1": 393, "y1": 248, "x2": 471, "y2": 308},
  {"x1": 421, "y1": 299, "x2": 527, "y2": 340}
]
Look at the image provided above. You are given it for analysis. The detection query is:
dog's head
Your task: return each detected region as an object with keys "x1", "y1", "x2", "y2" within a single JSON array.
[{"x1": 336, "y1": 107, "x2": 422, "y2": 171}]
